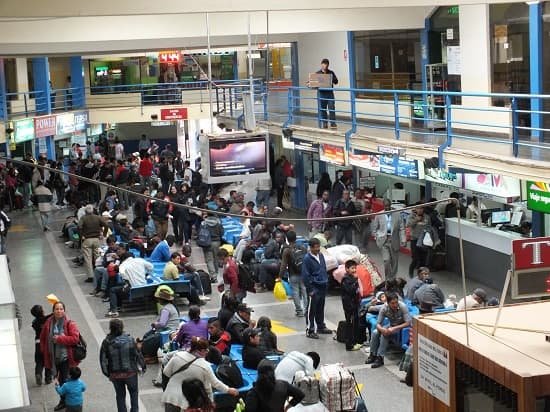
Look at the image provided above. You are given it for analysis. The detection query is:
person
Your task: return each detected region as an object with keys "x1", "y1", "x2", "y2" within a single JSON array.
[
  {"x1": 174, "y1": 305, "x2": 208, "y2": 349},
  {"x1": 148, "y1": 190, "x2": 172, "y2": 239},
  {"x1": 114, "y1": 138, "x2": 125, "y2": 161},
  {"x1": 406, "y1": 205, "x2": 430, "y2": 277},
  {"x1": 445, "y1": 192, "x2": 466, "y2": 218},
  {"x1": 31, "y1": 304, "x2": 52, "y2": 385},
  {"x1": 242, "y1": 327, "x2": 264, "y2": 370},
  {"x1": 405, "y1": 267, "x2": 431, "y2": 301},
  {"x1": 316, "y1": 58, "x2": 339, "y2": 128},
  {"x1": 279, "y1": 231, "x2": 307, "y2": 317},
  {"x1": 316, "y1": 172, "x2": 332, "y2": 199},
  {"x1": 255, "y1": 176, "x2": 272, "y2": 209},
  {"x1": 413, "y1": 281, "x2": 446, "y2": 313},
  {"x1": 274, "y1": 351, "x2": 320, "y2": 384},
  {"x1": 164, "y1": 252, "x2": 181, "y2": 280},
  {"x1": 456, "y1": 288, "x2": 488, "y2": 311},
  {"x1": 330, "y1": 175, "x2": 349, "y2": 207},
  {"x1": 302, "y1": 237, "x2": 331, "y2": 339},
  {"x1": 79, "y1": 205, "x2": 109, "y2": 283},
  {"x1": 150, "y1": 234, "x2": 176, "y2": 262},
  {"x1": 138, "y1": 134, "x2": 151, "y2": 154},
  {"x1": 313, "y1": 229, "x2": 332, "y2": 249},
  {"x1": 372, "y1": 199, "x2": 404, "y2": 280},
  {"x1": 307, "y1": 190, "x2": 332, "y2": 238},
  {"x1": 218, "y1": 248, "x2": 245, "y2": 301},
  {"x1": 39, "y1": 301, "x2": 82, "y2": 411},
  {"x1": 55, "y1": 367, "x2": 86, "y2": 412},
  {"x1": 208, "y1": 319, "x2": 232, "y2": 355},
  {"x1": 333, "y1": 189, "x2": 356, "y2": 245},
  {"x1": 100, "y1": 319, "x2": 145, "y2": 412},
  {"x1": 341, "y1": 260, "x2": 362, "y2": 351},
  {"x1": 366, "y1": 291, "x2": 387, "y2": 314},
  {"x1": 218, "y1": 293, "x2": 239, "y2": 330},
  {"x1": 161, "y1": 337, "x2": 239, "y2": 412},
  {"x1": 257, "y1": 316, "x2": 283, "y2": 356},
  {"x1": 245, "y1": 361, "x2": 305, "y2": 412},
  {"x1": 138, "y1": 153, "x2": 153, "y2": 187},
  {"x1": 366, "y1": 292, "x2": 411, "y2": 369},
  {"x1": 152, "y1": 289, "x2": 180, "y2": 332},
  {"x1": 34, "y1": 180, "x2": 53, "y2": 231},
  {"x1": 258, "y1": 231, "x2": 285, "y2": 291},
  {"x1": 201, "y1": 213, "x2": 224, "y2": 282},
  {"x1": 273, "y1": 159, "x2": 287, "y2": 209},
  {"x1": 466, "y1": 196, "x2": 487, "y2": 221},
  {"x1": 226, "y1": 303, "x2": 255, "y2": 344}
]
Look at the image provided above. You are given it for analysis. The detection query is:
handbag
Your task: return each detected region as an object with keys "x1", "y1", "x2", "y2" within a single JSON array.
[
  {"x1": 72, "y1": 325, "x2": 87, "y2": 362},
  {"x1": 161, "y1": 356, "x2": 198, "y2": 391}
]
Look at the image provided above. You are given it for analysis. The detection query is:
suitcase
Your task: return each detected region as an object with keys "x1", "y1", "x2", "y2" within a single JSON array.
[
  {"x1": 319, "y1": 363, "x2": 356, "y2": 412},
  {"x1": 198, "y1": 269, "x2": 212, "y2": 295},
  {"x1": 431, "y1": 251, "x2": 446, "y2": 271}
]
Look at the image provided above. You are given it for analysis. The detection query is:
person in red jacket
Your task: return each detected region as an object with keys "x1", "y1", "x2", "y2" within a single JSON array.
[
  {"x1": 217, "y1": 248, "x2": 245, "y2": 301},
  {"x1": 40, "y1": 301, "x2": 81, "y2": 411},
  {"x1": 139, "y1": 153, "x2": 153, "y2": 187}
]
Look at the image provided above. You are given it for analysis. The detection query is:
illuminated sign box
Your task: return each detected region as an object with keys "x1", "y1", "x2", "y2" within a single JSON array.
[
  {"x1": 159, "y1": 51, "x2": 181, "y2": 63},
  {"x1": 527, "y1": 181, "x2": 550, "y2": 214},
  {"x1": 14, "y1": 119, "x2": 35, "y2": 143}
]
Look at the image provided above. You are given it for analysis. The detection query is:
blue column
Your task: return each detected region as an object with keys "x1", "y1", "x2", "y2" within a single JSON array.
[
  {"x1": 347, "y1": 31, "x2": 356, "y2": 89},
  {"x1": 421, "y1": 18, "x2": 431, "y2": 125},
  {"x1": 0, "y1": 58, "x2": 6, "y2": 121},
  {"x1": 70, "y1": 56, "x2": 85, "y2": 109},
  {"x1": 32, "y1": 57, "x2": 51, "y2": 115},
  {"x1": 292, "y1": 150, "x2": 307, "y2": 210},
  {"x1": 529, "y1": 1, "x2": 543, "y2": 141}
]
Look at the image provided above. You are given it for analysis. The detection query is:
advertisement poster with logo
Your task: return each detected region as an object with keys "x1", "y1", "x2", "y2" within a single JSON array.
[
  {"x1": 73, "y1": 111, "x2": 89, "y2": 132},
  {"x1": 425, "y1": 168, "x2": 463, "y2": 187},
  {"x1": 527, "y1": 181, "x2": 550, "y2": 213},
  {"x1": 292, "y1": 139, "x2": 318, "y2": 154},
  {"x1": 14, "y1": 118, "x2": 35, "y2": 143},
  {"x1": 464, "y1": 173, "x2": 520, "y2": 198},
  {"x1": 34, "y1": 115, "x2": 57, "y2": 138},
  {"x1": 380, "y1": 155, "x2": 420, "y2": 179},
  {"x1": 56, "y1": 113, "x2": 75, "y2": 135},
  {"x1": 319, "y1": 144, "x2": 345, "y2": 166},
  {"x1": 348, "y1": 149, "x2": 380, "y2": 171}
]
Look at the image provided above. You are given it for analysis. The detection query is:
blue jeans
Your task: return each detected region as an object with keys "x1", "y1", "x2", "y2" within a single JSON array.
[
  {"x1": 256, "y1": 190, "x2": 271, "y2": 208},
  {"x1": 183, "y1": 271, "x2": 204, "y2": 295},
  {"x1": 306, "y1": 286, "x2": 327, "y2": 333},
  {"x1": 289, "y1": 275, "x2": 307, "y2": 315},
  {"x1": 370, "y1": 328, "x2": 398, "y2": 357},
  {"x1": 319, "y1": 93, "x2": 336, "y2": 127},
  {"x1": 94, "y1": 267, "x2": 108, "y2": 291},
  {"x1": 112, "y1": 374, "x2": 139, "y2": 412}
]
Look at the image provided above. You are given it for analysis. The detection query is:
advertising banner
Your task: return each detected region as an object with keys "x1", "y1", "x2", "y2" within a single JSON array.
[
  {"x1": 56, "y1": 113, "x2": 75, "y2": 135},
  {"x1": 34, "y1": 115, "x2": 57, "y2": 138},
  {"x1": 349, "y1": 149, "x2": 380, "y2": 171},
  {"x1": 463, "y1": 173, "x2": 520, "y2": 198},
  {"x1": 14, "y1": 118, "x2": 35, "y2": 143},
  {"x1": 527, "y1": 181, "x2": 550, "y2": 213},
  {"x1": 319, "y1": 144, "x2": 345, "y2": 166},
  {"x1": 74, "y1": 111, "x2": 89, "y2": 132}
]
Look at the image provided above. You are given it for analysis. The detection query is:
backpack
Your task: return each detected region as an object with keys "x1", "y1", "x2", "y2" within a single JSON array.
[
  {"x1": 289, "y1": 245, "x2": 307, "y2": 276},
  {"x1": 191, "y1": 169, "x2": 202, "y2": 188},
  {"x1": 294, "y1": 374, "x2": 321, "y2": 405},
  {"x1": 335, "y1": 321, "x2": 347, "y2": 343},
  {"x1": 196, "y1": 223, "x2": 212, "y2": 247},
  {"x1": 238, "y1": 263, "x2": 255, "y2": 292},
  {"x1": 215, "y1": 358, "x2": 243, "y2": 388}
]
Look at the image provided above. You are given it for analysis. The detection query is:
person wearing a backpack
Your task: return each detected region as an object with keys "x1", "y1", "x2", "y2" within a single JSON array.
[
  {"x1": 340, "y1": 260, "x2": 362, "y2": 351},
  {"x1": 40, "y1": 301, "x2": 82, "y2": 411},
  {"x1": 279, "y1": 231, "x2": 307, "y2": 317},
  {"x1": 0, "y1": 209, "x2": 11, "y2": 254},
  {"x1": 100, "y1": 318, "x2": 145, "y2": 412},
  {"x1": 200, "y1": 213, "x2": 224, "y2": 282},
  {"x1": 162, "y1": 337, "x2": 239, "y2": 412}
]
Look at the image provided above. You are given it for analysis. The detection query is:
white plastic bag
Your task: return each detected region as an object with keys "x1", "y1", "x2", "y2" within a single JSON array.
[{"x1": 422, "y1": 231, "x2": 434, "y2": 247}]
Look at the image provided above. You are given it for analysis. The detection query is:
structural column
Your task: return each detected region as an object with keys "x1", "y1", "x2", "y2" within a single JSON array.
[
  {"x1": 32, "y1": 57, "x2": 55, "y2": 160},
  {"x1": 292, "y1": 150, "x2": 307, "y2": 210},
  {"x1": 70, "y1": 56, "x2": 85, "y2": 109}
]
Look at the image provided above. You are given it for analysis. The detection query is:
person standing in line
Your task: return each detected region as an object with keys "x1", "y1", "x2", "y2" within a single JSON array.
[
  {"x1": 372, "y1": 199, "x2": 404, "y2": 280},
  {"x1": 39, "y1": 301, "x2": 82, "y2": 411},
  {"x1": 316, "y1": 58, "x2": 339, "y2": 129},
  {"x1": 100, "y1": 319, "x2": 145, "y2": 412},
  {"x1": 79, "y1": 205, "x2": 109, "y2": 283},
  {"x1": 302, "y1": 238, "x2": 332, "y2": 339}
]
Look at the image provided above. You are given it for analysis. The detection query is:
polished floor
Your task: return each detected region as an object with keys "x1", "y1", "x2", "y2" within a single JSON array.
[{"x1": 8, "y1": 206, "x2": 500, "y2": 412}]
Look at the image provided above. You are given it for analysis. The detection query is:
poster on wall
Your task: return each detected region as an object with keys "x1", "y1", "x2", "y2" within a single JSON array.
[
  {"x1": 447, "y1": 46, "x2": 461, "y2": 75},
  {"x1": 14, "y1": 119, "x2": 35, "y2": 143},
  {"x1": 34, "y1": 115, "x2": 57, "y2": 138},
  {"x1": 418, "y1": 334, "x2": 450, "y2": 406},
  {"x1": 463, "y1": 173, "x2": 520, "y2": 198},
  {"x1": 349, "y1": 149, "x2": 380, "y2": 171},
  {"x1": 425, "y1": 167, "x2": 463, "y2": 187},
  {"x1": 379, "y1": 155, "x2": 421, "y2": 179},
  {"x1": 319, "y1": 144, "x2": 345, "y2": 166},
  {"x1": 56, "y1": 113, "x2": 75, "y2": 135},
  {"x1": 73, "y1": 111, "x2": 89, "y2": 132},
  {"x1": 527, "y1": 181, "x2": 550, "y2": 213}
]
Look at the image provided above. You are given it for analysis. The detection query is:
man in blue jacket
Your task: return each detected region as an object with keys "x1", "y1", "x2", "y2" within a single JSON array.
[{"x1": 301, "y1": 237, "x2": 332, "y2": 339}]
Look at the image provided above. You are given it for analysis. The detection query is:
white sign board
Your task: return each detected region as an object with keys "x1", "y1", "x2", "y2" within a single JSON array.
[
  {"x1": 447, "y1": 46, "x2": 461, "y2": 75},
  {"x1": 418, "y1": 334, "x2": 450, "y2": 406}
]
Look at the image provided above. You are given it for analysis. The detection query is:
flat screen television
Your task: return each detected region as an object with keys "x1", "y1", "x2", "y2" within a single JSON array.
[{"x1": 491, "y1": 210, "x2": 511, "y2": 225}]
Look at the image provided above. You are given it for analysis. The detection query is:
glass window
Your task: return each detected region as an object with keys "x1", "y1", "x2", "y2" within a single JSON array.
[
  {"x1": 353, "y1": 30, "x2": 422, "y2": 97},
  {"x1": 490, "y1": 3, "x2": 530, "y2": 107}
]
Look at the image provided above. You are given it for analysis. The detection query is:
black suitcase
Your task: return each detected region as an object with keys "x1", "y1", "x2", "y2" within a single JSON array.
[
  {"x1": 198, "y1": 269, "x2": 212, "y2": 295},
  {"x1": 431, "y1": 251, "x2": 446, "y2": 272}
]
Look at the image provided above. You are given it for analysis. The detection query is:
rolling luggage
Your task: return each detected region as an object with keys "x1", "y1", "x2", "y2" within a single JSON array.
[{"x1": 198, "y1": 269, "x2": 212, "y2": 295}]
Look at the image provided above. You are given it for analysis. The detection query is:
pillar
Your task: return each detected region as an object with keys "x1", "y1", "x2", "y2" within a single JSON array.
[
  {"x1": 459, "y1": 4, "x2": 491, "y2": 107},
  {"x1": 0, "y1": 58, "x2": 6, "y2": 121},
  {"x1": 70, "y1": 56, "x2": 85, "y2": 109},
  {"x1": 292, "y1": 150, "x2": 307, "y2": 210},
  {"x1": 421, "y1": 18, "x2": 430, "y2": 124},
  {"x1": 31, "y1": 57, "x2": 51, "y2": 115},
  {"x1": 529, "y1": 1, "x2": 543, "y2": 142}
]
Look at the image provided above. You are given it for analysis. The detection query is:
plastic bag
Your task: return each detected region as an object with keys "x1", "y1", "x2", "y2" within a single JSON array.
[
  {"x1": 422, "y1": 230, "x2": 434, "y2": 247},
  {"x1": 282, "y1": 279, "x2": 293, "y2": 296},
  {"x1": 273, "y1": 280, "x2": 287, "y2": 301}
]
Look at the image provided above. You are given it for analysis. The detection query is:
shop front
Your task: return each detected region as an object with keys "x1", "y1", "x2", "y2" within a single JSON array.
[{"x1": 11, "y1": 118, "x2": 35, "y2": 158}]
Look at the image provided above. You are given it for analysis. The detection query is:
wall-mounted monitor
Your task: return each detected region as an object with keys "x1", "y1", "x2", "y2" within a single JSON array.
[{"x1": 200, "y1": 130, "x2": 270, "y2": 184}]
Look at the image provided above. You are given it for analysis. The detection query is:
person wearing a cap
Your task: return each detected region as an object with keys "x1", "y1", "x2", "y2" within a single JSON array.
[
  {"x1": 242, "y1": 327, "x2": 264, "y2": 370},
  {"x1": 79, "y1": 205, "x2": 109, "y2": 283},
  {"x1": 456, "y1": 288, "x2": 488, "y2": 311},
  {"x1": 226, "y1": 303, "x2": 256, "y2": 344},
  {"x1": 315, "y1": 58, "x2": 339, "y2": 129}
]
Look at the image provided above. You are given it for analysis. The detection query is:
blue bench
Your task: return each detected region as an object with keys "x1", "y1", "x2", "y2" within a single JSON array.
[{"x1": 128, "y1": 278, "x2": 190, "y2": 301}]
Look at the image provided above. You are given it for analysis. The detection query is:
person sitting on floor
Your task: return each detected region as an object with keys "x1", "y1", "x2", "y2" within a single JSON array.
[
  {"x1": 257, "y1": 316, "x2": 284, "y2": 356},
  {"x1": 149, "y1": 234, "x2": 176, "y2": 262},
  {"x1": 456, "y1": 288, "x2": 487, "y2": 311},
  {"x1": 413, "y1": 279, "x2": 445, "y2": 313},
  {"x1": 208, "y1": 318, "x2": 232, "y2": 356},
  {"x1": 242, "y1": 327, "x2": 264, "y2": 370}
]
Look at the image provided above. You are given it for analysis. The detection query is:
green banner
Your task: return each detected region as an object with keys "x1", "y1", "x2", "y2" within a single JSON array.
[{"x1": 527, "y1": 181, "x2": 550, "y2": 213}]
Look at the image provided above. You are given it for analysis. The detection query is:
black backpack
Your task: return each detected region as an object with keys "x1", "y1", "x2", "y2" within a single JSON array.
[
  {"x1": 238, "y1": 264, "x2": 255, "y2": 292},
  {"x1": 289, "y1": 245, "x2": 307, "y2": 276},
  {"x1": 215, "y1": 358, "x2": 243, "y2": 388}
]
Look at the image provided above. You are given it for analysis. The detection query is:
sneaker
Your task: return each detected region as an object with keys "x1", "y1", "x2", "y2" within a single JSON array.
[
  {"x1": 53, "y1": 401, "x2": 66, "y2": 411},
  {"x1": 105, "y1": 311, "x2": 119, "y2": 318},
  {"x1": 44, "y1": 376, "x2": 52, "y2": 385},
  {"x1": 64, "y1": 241, "x2": 74, "y2": 247},
  {"x1": 365, "y1": 354, "x2": 376, "y2": 364},
  {"x1": 95, "y1": 290, "x2": 105, "y2": 297},
  {"x1": 306, "y1": 332, "x2": 319, "y2": 339},
  {"x1": 347, "y1": 344, "x2": 362, "y2": 352},
  {"x1": 35, "y1": 374, "x2": 42, "y2": 386},
  {"x1": 199, "y1": 295, "x2": 211, "y2": 301},
  {"x1": 371, "y1": 356, "x2": 384, "y2": 369},
  {"x1": 102, "y1": 296, "x2": 110, "y2": 303},
  {"x1": 295, "y1": 312, "x2": 305, "y2": 317},
  {"x1": 317, "y1": 328, "x2": 333, "y2": 334}
]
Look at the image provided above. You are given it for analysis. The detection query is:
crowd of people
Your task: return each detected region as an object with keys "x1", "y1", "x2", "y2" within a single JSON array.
[{"x1": 0, "y1": 138, "x2": 501, "y2": 412}]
